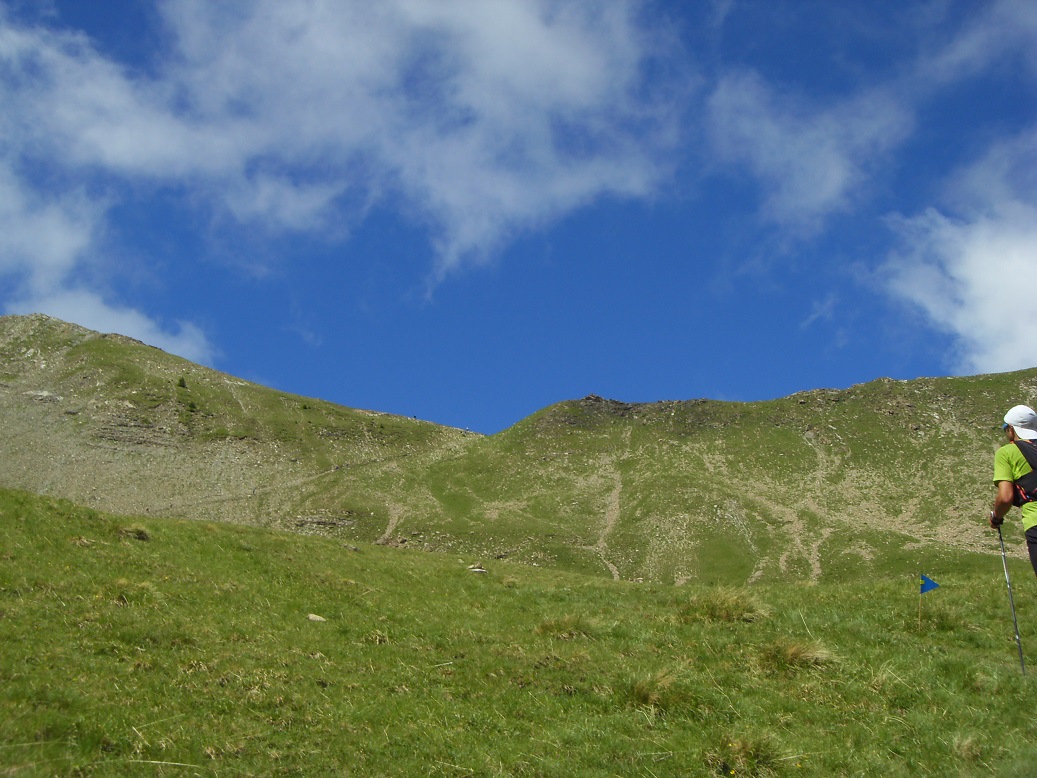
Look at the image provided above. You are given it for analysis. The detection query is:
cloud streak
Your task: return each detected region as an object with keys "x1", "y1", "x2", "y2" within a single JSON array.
[{"x1": 913, "y1": 0, "x2": 1037, "y2": 86}]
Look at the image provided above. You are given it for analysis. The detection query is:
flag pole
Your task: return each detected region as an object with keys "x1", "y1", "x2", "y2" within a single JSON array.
[
  {"x1": 918, "y1": 573, "x2": 940, "y2": 631},
  {"x1": 918, "y1": 571, "x2": 922, "y2": 631}
]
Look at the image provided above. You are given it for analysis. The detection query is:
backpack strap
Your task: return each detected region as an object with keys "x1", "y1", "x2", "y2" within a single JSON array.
[{"x1": 1012, "y1": 441, "x2": 1037, "y2": 505}]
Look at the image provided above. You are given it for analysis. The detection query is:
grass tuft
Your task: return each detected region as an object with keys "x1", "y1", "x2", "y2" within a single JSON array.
[
  {"x1": 951, "y1": 734, "x2": 984, "y2": 765},
  {"x1": 706, "y1": 734, "x2": 782, "y2": 777},
  {"x1": 758, "y1": 639, "x2": 835, "y2": 673},
  {"x1": 680, "y1": 586, "x2": 769, "y2": 623},
  {"x1": 626, "y1": 667, "x2": 696, "y2": 714}
]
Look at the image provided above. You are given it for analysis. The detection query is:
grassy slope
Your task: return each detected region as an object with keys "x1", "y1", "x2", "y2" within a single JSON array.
[
  {"x1": 0, "y1": 314, "x2": 470, "y2": 534},
  {"x1": 4, "y1": 314, "x2": 1037, "y2": 588},
  {"x1": 3, "y1": 487, "x2": 1037, "y2": 776},
  {"x1": 425, "y1": 376, "x2": 1037, "y2": 585}
]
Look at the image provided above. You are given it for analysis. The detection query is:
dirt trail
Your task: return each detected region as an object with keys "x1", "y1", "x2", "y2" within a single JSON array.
[
  {"x1": 771, "y1": 430, "x2": 845, "y2": 581},
  {"x1": 584, "y1": 427, "x2": 631, "y2": 580},
  {"x1": 592, "y1": 469, "x2": 622, "y2": 579},
  {"x1": 376, "y1": 503, "x2": 405, "y2": 545},
  {"x1": 223, "y1": 378, "x2": 251, "y2": 417}
]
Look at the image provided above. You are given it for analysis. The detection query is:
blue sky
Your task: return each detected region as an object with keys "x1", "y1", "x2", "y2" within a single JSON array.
[{"x1": 2, "y1": 1, "x2": 1036, "y2": 433}]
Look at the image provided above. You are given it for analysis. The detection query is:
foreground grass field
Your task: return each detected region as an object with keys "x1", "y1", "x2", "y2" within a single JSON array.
[{"x1": 3, "y1": 487, "x2": 1037, "y2": 776}]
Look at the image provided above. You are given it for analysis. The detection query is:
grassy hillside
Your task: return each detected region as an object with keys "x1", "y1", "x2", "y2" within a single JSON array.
[
  {"x1": 2, "y1": 487, "x2": 1037, "y2": 776},
  {"x1": 0, "y1": 313, "x2": 470, "y2": 532},
  {"x1": 2, "y1": 313, "x2": 1037, "y2": 587},
  {"x1": 438, "y1": 376, "x2": 1033, "y2": 584}
]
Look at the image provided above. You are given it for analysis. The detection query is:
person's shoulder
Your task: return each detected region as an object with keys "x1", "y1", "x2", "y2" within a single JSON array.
[{"x1": 995, "y1": 443, "x2": 1020, "y2": 461}]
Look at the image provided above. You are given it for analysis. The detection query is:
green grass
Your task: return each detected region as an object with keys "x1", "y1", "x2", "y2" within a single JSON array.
[{"x1": 3, "y1": 488, "x2": 1037, "y2": 776}]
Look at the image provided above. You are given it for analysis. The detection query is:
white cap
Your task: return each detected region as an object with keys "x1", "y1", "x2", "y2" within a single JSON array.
[{"x1": 1004, "y1": 405, "x2": 1037, "y2": 441}]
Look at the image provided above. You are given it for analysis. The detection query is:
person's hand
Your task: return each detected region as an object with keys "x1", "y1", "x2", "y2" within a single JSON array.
[{"x1": 990, "y1": 510, "x2": 1004, "y2": 529}]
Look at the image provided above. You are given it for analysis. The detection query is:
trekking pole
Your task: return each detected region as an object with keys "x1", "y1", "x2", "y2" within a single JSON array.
[{"x1": 997, "y1": 525, "x2": 1026, "y2": 675}]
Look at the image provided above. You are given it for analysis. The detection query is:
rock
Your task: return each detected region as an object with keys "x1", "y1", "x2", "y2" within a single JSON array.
[
  {"x1": 25, "y1": 390, "x2": 62, "y2": 403},
  {"x1": 307, "y1": 613, "x2": 327, "y2": 622}
]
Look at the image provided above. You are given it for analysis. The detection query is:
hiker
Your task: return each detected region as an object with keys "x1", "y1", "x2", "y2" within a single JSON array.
[{"x1": 990, "y1": 404, "x2": 1037, "y2": 578}]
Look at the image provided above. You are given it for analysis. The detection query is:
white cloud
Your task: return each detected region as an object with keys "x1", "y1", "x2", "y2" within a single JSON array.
[
  {"x1": 706, "y1": 71, "x2": 912, "y2": 233},
  {"x1": 800, "y1": 294, "x2": 838, "y2": 330},
  {"x1": 702, "y1": 1, "x2": 1037, "y2": 376},
  {"x1": 0, "y1": 9, "x2": 218, "y2": 360},
  {"x1": 0, "y1": 17, "x2": 222, "y2": 177},
  {"x1": 157, "y1": 0, "x2": 678, "y2": 271},
  {"x1": 0, "y1": 164, "x2": 99, "y2": 294},
  {"x1": 3, "y1": 0, "x2": 677, "y2": 257},
  {"x1": 884, "y1": 131, "x2": 1037, "y2": 374},
  {"x1": 702, "y1": 0, "x2": 1037, "y2": 241},
  {"x1": 222, "y1": 175, "x2": 352, "y2": 233},
  {"x1": 0, "y1": 0, "x2": 677, "y2": 353},
  {"x1": 0, "y1": 167, "x2": 217, "y2": 365},
  {"x1": 881, "y1": 0, "x2": 1037, "y2": 377}
]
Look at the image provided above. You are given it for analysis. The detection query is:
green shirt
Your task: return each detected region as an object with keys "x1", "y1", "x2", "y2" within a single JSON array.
[{"x1": 994, "y1": 443, "x2": 1037, "y2": 531}]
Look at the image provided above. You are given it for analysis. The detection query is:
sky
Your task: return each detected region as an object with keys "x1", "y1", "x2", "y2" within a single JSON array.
[{"x1": 1, "y1": 0, "x2": 1036, "y2": 434}]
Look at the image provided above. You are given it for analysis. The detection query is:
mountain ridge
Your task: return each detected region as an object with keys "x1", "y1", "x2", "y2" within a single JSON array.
[{"x1": 3, "y1": 313, "x2": 1034, "y2": 585}]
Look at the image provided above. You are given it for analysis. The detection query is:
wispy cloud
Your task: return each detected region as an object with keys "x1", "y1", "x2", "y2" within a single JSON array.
[
  {"x1": 800, "y1": 294, "x2": 838, "y2": 330},
  {"x1": 167, "y1": 0, "x2": 681, "y2": 276},
  {"x1": 0, "y1": 0, "x2": 681, "y2": 351},
  {"x1": 913, "y1": 0, "x2": 1037, "y2": 86},
  {"x1": 0, "y1": 7, "x2": 217, "y2": 354},
  {"x1": 701, "y1": 0, "x2": 1036, "y2": 239},
  {"x1": 706, "y1": 70, "x2": 912, "y2": 234},
  {"x1": 0, "y1": 165, "x2": 99, "y2": 294},
  {"x1": 700, "y1": 0, "x2": 1037, "y2": 376}
]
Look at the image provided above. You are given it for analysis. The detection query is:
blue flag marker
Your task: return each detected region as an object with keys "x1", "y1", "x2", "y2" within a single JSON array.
[{"x1": 920, "y1": 574, "x2": 940, "y2": 594}]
